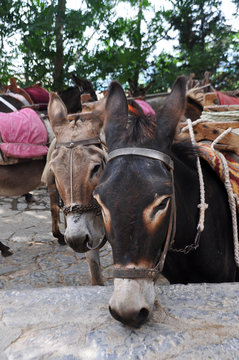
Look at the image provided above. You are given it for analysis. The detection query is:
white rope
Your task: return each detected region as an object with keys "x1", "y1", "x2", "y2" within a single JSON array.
[
  {"x1": 181, "y1": 118, "x2": 210, "y2": 133},
  {"x1": 187, "y1": 119, "x2": 208, "y2": 232},
  {"x1": 211, "y1": 127, "x2": 232, "y2": 148},
  {"x1": 211, "y1": 129, "x2": 239, "y2": 267},
  {"x1": 181, "y1": 110, "x2": 239, "y2": 133}
]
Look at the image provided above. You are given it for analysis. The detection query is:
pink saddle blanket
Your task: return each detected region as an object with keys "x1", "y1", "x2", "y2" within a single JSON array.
[{"x1": 0, "y1": 108, "x2": 48, "y2": 159}]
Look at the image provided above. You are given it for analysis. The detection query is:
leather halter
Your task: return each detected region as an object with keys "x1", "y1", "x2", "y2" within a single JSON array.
[
  {"x1": 108, "y1": 147, "x2": 174, "y2": 170},
  {"x1": 55, "y1": 137, "x2": 107, "y2": 251},
  {"x1": 56, "y1": 137, "x2": 102, "y2": 215},
  {"x1": 108, "y1": 147, "x2": 176, "y2": 281}
]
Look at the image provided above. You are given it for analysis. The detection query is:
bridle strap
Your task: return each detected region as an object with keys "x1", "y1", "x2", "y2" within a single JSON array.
[
  {"x1": 56, "y1": 137, "x2": 102, "y2": 211},
  {"x1": 55, "y1": 138, "x2": 101, "y2": 148},
  {"x1": 108, "y1": 146, "x2": 175, "y2": 280},
  {"x1": 113, "y1": 268, "x2": 160, "y2": 280},
  {"x1": 108, "y1": 147, "x2": 174, "y2": 170}
]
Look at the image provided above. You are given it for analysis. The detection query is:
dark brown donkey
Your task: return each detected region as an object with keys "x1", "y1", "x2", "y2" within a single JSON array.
[
  {"x1": 93, "y1": 76, "x2": 239, "y2": 327},
  {"x1": 42, "y1": 92, "x2": 106, "y2": 285}
]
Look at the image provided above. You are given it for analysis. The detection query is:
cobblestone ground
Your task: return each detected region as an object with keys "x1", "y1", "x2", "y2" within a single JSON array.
[{"x1": 0, "y1": 186, "x2": 115, "y2": 290}]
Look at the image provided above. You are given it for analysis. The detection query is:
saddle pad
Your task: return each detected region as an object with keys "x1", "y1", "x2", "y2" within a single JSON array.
[
  {"x1": 198, "y1": 142, "x2": 239, "y2": 209},
  {"x1": 0, "y1": 108, "x2": 48, "y2": 158},
  {"x1": 216, "y1": 91, "x2": 239, "y2": 105},
  {"x1": 135, "y1": 99, "x2": 156, "y2": 116}
]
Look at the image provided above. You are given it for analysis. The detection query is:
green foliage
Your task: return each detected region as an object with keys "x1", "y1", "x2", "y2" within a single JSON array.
[
  {"x1": 166, "y1": 0, "x2": 234, "y2": 82},
  {"x1": 0, "y1": 0, "x2": 239, "y2": 93}
]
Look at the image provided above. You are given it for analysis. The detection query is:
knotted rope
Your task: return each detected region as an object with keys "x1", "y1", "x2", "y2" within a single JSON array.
[
  {"x1": 187, "y1": 119, "x2": 208, "y2": 233},
  {"x1": 181, "y1": 112, "x2": 239, "y2": 266},
  {"x1": 211, "y1": 128, "x2": 239, "y2": 267}
]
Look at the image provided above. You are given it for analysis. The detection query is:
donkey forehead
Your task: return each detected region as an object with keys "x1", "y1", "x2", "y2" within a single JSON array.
[
  {"x1": 52, "y1": 144, "x2": 103, "y2": 163},
  {"x1": 97, "y1": 159, "x2": 172, "y2": 205},
  {"x1": 56, "y1": 119, "x2": 100, "y2": 141}
]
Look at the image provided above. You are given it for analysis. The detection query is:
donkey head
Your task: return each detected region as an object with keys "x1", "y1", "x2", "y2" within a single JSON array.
[
  {"x1": 94, "y1": 76, "x2": 187, "y2": 327},
  {"x1": 48, "y1": 92, "x2": 106, "y2": 252}
]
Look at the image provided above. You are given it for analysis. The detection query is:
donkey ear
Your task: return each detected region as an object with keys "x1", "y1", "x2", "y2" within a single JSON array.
[
  {"x1": 48, "y1": 92, "x2": 68, "y2": 133},
  {"x1": 104, "y1": 81, "x2": 128, "y2": 147},
  {"x1": 158, "y1": 75, "x2": 187, "y2": 140}
]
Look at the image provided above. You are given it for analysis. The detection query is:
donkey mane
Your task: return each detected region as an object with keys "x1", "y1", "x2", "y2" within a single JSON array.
[
  {"x1": 122, "y1": 113, "x2": 157, "y2": 144},
  {"x1": 172, "y1": 140, "x2": 198, "y2": 169},
  {"x1": 121, "y1": 108, "x2": 197, "y2": 169}
]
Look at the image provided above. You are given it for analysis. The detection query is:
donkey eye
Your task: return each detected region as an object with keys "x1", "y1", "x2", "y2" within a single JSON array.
[
  {"x1": 151, "y1": 198, "x2": 169, "y2": 218},
  {"x1": 90, "y1": 164, "x2": 101, "y2": 178},
  {"x1": 143, "y1": 194, "x2": 170, "y2": 232}
]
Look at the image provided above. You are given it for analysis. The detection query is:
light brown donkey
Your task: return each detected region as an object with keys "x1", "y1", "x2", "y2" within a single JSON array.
[{"x1": 42, "y1": 92, "x2": 107, "y2": 285}]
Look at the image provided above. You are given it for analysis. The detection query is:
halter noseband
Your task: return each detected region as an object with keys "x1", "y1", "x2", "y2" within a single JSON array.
[{"x1": 107, "y1": 147, "x2": 176, "y2": 281}]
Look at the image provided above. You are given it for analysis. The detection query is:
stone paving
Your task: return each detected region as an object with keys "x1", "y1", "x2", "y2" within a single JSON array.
[
  {"x1": 1, "y1": 283, "x2": 239, "y2": 359},
  {"x1": 1, "y1": 186, "x2": 239, "y2": 359}
]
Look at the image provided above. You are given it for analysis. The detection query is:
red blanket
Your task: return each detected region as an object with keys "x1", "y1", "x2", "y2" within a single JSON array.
[
  {"x1": 0, "y1": 108, "x2": 48, "y2": 158},
  {"x1": 24, "y1": 86, "x2": 49, "y2": 110},
  {"x1": 216, "y1": 91, "x2": 239, "y2": 105}
]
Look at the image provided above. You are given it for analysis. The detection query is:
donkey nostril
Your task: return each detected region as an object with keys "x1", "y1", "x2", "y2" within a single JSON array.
[
  {"x1": 109, "y1": 306, "x2": 122, "y2": 323},
  {"x1": 137, "y1": 307, "x2": 149, "y2": 322},
  {"x1": 109, "y1": 305, "x2": 149, "y2": 327}
]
